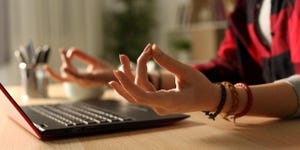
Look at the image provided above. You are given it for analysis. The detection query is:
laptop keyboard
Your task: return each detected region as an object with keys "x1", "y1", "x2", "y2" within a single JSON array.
[{"x1": 28, "y1": 103, "x2": 133, "y2": 127}]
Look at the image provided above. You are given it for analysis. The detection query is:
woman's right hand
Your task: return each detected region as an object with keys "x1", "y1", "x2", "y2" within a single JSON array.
[
  {"x1": 43, "y1": 48, "x2": 116, "y2": 87},
  {"x1": 109, "y1": 44, "x2": 221, "y2": 115}
]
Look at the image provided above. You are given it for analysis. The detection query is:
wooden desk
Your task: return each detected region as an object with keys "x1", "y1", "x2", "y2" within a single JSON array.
[{"x1": 1, "y1": 84, "x2": 300, "y2": 149}]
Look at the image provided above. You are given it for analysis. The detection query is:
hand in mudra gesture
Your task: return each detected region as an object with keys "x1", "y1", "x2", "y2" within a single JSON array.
[
  {"x1": 44, "y1": 48, "x2": 115, "y2": 87},
  {"x1": 109, "y1": 44, "x2": 220, "y2": 115}
]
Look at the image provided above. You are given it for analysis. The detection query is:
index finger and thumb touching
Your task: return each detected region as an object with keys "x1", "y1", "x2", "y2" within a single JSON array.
[
  {"x1": 67, "y1": 48, "x2": 111, "y2": 68},
  {"x1": 42, "y1": 49, "x2": 74, "y2": 82},
  {"x1": 135, "y1": 44, "x2": 156, "y2": 91},
  {"x1": 151, "y1": 44, "x2": 193, "y2": 79},
  {"x1": 44, "y1": 48, "x2": 76, "y2": 83}
]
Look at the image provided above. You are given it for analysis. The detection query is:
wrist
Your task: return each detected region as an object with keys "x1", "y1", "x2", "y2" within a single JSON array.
[
  {"x1": 203, "y1": 83, "x2": 227, "y2": 120},
  {"x1": 204, "y1": 83, "x2": 225, "y2": 112},
  {"x1": 233, "y1": 87, "x2": 247, "y2": 114},
  {"x1": 203, "y1": 81, "x2": 253, "y2": 122}
]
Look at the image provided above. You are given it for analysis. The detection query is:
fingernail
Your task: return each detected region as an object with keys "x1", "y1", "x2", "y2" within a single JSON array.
[
  {"x1": 113, "y1": 69, "x2": 119, "y2": 74},
  {"x1": 108, "y1": 81, "x2": 114, "y2": 86},
  {"x1": 144, "y1": 47, "x2": 151, "y2": 53},
  {"x1": 66, "y1": 48, "x2": 74, "y2": 57},
  {"x1": 119, "y1": 54, "x2": 124, "y2": 59},
  {"x1": 152, "y1": 44, "x2": 158, "y2": 54},
  {"x1": 152, "y1": 43, "x2": 157, "y2": 48},
  {"x1": 152, "y1": 44, "x2": 156, "y2": 50}
]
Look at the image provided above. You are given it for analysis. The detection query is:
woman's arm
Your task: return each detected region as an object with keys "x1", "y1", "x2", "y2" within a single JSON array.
[
  {"x1": 110, "y1": 44, "x2": 299, "y2": 119},
  {"x1": 234, "y1": 82, "x2": 297, "y2": 118}
]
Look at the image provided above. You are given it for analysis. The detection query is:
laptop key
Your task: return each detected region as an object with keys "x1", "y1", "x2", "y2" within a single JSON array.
[
  {"x1": 28, "y1": 106, "x2": 76, "y2": 127},
  {"x1": 56, "y1": 105, "x2": 101, "y2": 124},
  {"x1": 75, "y1": 104, "x2": 132, "y2": 122},
  {"x1": 28, "y1": 102, "x2": 133, "y2": 127},
  {"x1": 42, "y1": 105, "x2": 89, "y2": 126},
  {"x1": 65, "y1": 104, "x2": 127, "y2": 123}
]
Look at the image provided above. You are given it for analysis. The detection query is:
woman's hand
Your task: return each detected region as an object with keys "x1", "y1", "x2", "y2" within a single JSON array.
[
  {"x1": 44, "y1": 47, "x2": 115, "y2": 87},
  {"x1": 109, "y1": 44, "x2": 221, "y2": 115}
]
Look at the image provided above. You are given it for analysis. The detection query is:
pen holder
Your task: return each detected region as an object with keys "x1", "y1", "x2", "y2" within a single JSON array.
[{"x1": 19, "y1": 63, "x2": 48, "y2": 99}]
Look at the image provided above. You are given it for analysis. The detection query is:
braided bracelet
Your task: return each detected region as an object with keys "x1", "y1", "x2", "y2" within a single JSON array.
[
  {"x1": 203, "y1": 84, "x2": 227, "y2": 120},
  {"x1": 233, "y1": 82, "x2": 253, "y2": 123},
  {"x1": 221, "y1": 81, "x2": 240, "y2": 120}
]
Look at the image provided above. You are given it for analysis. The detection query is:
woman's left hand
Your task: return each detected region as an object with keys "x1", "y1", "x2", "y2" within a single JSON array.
[{"x1": 44, "y1": 47, "x2": 115, "y2": 87}]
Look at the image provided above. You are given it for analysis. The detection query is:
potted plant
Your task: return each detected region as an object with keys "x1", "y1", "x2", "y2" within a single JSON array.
[
  {"x1": 102, "y1": 0, "x2": 155, "y2": 65},
  {"x1": 169, "y1": 35, "x2": 191, "y2": 63}
]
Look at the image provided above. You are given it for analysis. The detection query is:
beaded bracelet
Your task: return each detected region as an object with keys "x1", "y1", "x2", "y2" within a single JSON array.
[
  {"x1": 221, "y1": 81, "x2": 240, "y2": 120},
  {"x1": 203, "y1": 84, "x2": 227, "y2": 120},
  {"x1": 233, "y1": 82, "x2": 253, "y2": 123}
]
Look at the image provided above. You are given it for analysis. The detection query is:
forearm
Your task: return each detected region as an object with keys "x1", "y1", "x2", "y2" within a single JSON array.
[
  {"x1": 249, "y1": 82, "x2": 297, "y2": 117},
  {"x1": 148, "y1": 66, "x2": 298, "y2": 118},
  {"x1": 223, "y1": 82, "x2": 298, "y2": 118}
]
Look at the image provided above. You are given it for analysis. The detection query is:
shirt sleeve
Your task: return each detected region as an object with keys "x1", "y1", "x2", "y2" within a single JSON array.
[
  {"x1": 288, "y1": 1, "x2": 300, "y2": 72},
  {"x1": 275, "y1": 74, "x2": 300, "y2": 118}
]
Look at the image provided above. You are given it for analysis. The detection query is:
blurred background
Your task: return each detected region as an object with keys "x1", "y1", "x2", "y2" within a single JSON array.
[{"x1": 0, "y1": 0, "x2": 235, "y2": 85}]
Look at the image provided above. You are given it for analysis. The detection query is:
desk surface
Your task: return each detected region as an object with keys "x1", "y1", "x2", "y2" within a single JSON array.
[{"x1": 1, "y1": 84, "x2": 300, "y2": 150}]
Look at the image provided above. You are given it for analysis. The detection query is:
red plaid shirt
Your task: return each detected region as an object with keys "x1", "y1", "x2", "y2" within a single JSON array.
[{"x1": 193, "y1": 0, "x2": 300, "y2": 84}]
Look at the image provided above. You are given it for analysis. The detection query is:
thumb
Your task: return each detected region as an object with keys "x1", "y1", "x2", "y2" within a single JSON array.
[{"x1": 151, "y1": 44, "x2": 194, "y2": 79}]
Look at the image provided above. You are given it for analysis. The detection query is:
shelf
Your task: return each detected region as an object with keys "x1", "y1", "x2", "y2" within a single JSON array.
[
  {"x1": 167, "y1": 21, "x2": 227, "y2": 62},
  {"x1": 189, "y1": 21, "x2": 227, "y2": 31}
]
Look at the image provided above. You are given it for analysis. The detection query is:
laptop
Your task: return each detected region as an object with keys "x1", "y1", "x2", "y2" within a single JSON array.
[{"x1": 0, "y1": 83, "x2": 189, "y2": 140}]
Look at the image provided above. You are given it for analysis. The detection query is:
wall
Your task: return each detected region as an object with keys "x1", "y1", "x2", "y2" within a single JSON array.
[
  {"x1": 0, "y1": 0, "x2": 104, "y2": 85},
  {"x1": 153, "y1": 0, "x2": 191, "y2": 51},
  {"x1": 0, "y1": 0, "x2": 186, "y2": 85}
]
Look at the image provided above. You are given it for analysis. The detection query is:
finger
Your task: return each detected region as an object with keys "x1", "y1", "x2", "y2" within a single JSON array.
[
  {"x1": 67, "y1": 48, "x2": 111, "y2": 68},
  {"x1": 113, "y1": 70, "x2": 178, "y2": 108},
  {"x1": 113, "y1": 70, "x2": 155, "y2": 106},
  {"x1": 151, "y1": 44, "x2": 195, "y2": 79},
  {"x1": 43, "y1": 65, "x2": 70, "y2": 82},
  {"x1": 60, "y1": 49, "x2": 80, "y2": 81},
  {"x1": 63, "y1": 68, "x2": 113, "y2": 86},
  {"x1": 115, "y1": 68, "x2": 187, "y2": 110},
  {"x1": 62, "y1": 68, "x2": 88, "y2": 86},
  {"x1": 135, "y1": 44, "x2": 156, "y2": 91},
  {"x1": 60, "y1": 49, "x2": 75, "y2": 70},
  {"x1": 61, "y1": 49, "x2": 80, "y2": 77},
  {"x1": 119, "y1": 54, "x2": 134, "y2": 81},
  {"x1": 108, "y1": 81, "x2": 137, "y2": 104}
]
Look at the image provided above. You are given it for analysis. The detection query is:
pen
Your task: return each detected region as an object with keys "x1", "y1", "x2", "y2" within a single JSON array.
[
  {"x1": 34, "y1": 47, "x2": 44, "y2": 64},
  {"x1": 25, "y1": 41, "x2": 35, "y2": 64},
  {"x1": 42, "y1": 45, "x2": 51, "y2": 63},
  {"x1": 14, "y1": 50, "x2": 26, "y2": 63},
  {"x1": 19, "y1": 44, "x2": 29, "y2": 63}
]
